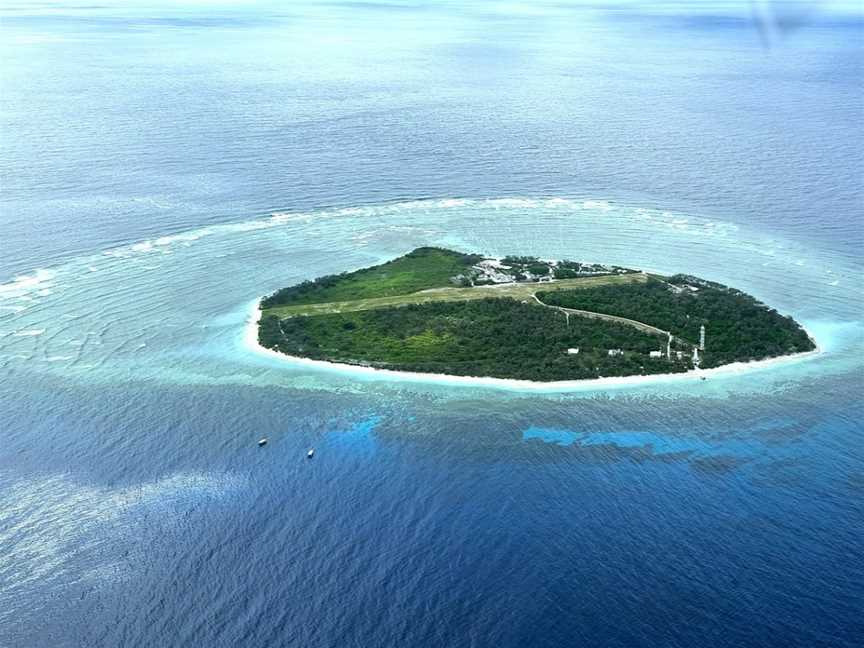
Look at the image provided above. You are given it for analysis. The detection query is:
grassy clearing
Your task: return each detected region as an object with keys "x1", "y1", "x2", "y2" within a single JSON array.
[
  {"x1": 256, "y1": 248, "x2": 814, "y2": 380},
  {"x1": 261, "y1": 247, "x2": 481, "y2": 308},
  {"x1": 263, "y1": 272, "x2": 648, "y2": 318},
  {"x1": 263, "y1": 297, "x2": 689, "y2": 381}
]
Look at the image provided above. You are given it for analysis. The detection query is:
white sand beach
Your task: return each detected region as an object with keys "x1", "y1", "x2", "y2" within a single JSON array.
[{"x1": 242, "y1": 300, "x2": 821, "y2": 391}]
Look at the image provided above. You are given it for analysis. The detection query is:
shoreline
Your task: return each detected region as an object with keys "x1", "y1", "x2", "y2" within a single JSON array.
[{"x1": 242, "y1": 300, "x2": 822, "y2": 391}]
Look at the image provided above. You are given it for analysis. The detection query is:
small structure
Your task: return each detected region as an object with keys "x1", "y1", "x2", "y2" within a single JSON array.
[
  {"x1": 649, "y1": 350, "x2": 663, "y2": 359},
  {"x1": 473, "y1": 259, "x2": 514, "y2": 284},
  {"x1": 699, "y1": 325, "x2": 706, "y2": 351},
  {"x1": 607, "y1": 349, "x2": 623, "y2": 357},
  {"x1": 567, "y1": 348, "x2": 580, "y2": 355},
  {"x1": 676, "y1": 350, "x2": 684, "y2": 360}
]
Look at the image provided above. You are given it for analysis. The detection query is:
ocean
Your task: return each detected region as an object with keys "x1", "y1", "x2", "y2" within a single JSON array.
[{"x1": 1, "y1": 2, "x2": 862, "y2": 647}]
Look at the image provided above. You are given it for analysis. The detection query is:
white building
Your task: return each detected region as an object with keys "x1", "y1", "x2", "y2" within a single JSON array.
[
  {"x1": 567, "y1": 348, "x2": 580, "y2": 355},
  {"x1": 473, "y1": 259, "x2": 515, "y2": 284},
  {"x1": 649, "y1": 350, "x2": 663, "y2": 358},
  {"x1": 607, "y1": 349, "x2": 623, "y2": 357}
]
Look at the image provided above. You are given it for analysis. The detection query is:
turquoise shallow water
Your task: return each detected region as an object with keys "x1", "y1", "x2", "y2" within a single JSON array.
[
  {"x1": 1, "y1": 199, "x2": 862, "y2": 647},
  {"x1": 1, "y1": 2, "x2": 862, "y2": 646},
  {"x1": 1, "y1": 198, "x2": 860, "y2": 397}
]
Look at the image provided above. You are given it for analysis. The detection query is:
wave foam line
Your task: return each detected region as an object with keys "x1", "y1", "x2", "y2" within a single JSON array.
[
  {"x1": 93, "y1": 197, "x2": 731, "y2": 262},
  {"x1": 0, "y1": 269, "x2": 56, "y2": 299}
]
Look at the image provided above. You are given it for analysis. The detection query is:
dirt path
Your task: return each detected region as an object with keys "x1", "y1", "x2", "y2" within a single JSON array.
[{"x1": 531, "y1": 293, "x2": 688, "y2": 346}]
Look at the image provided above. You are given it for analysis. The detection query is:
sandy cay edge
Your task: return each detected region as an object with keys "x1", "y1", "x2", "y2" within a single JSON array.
[{"x1": 242, "y1": 300, "x2": 821, "y2": 391}]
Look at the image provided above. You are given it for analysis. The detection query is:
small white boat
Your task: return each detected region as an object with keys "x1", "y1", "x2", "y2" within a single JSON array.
[
  {"x1": 307, "y1": 448, "x2": 315, "y2": 459},
  {"x1": 258, "y1": 438, "x2": 268, "y2": 447}
]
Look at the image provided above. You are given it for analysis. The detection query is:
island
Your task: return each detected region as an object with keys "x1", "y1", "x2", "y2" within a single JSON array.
[{"x1": 255, "y1": 247, "x2": 815, "y2": 382}]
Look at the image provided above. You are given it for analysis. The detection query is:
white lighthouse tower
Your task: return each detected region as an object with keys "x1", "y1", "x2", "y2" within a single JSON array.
[{"x1": 699, "y1": 325, "x2": 706, "y2": 351}]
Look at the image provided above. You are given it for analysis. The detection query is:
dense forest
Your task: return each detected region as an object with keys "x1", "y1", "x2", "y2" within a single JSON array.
[
  {"x1": 259, "y1": 298, "x2": 692, "y2": 381},
  {"x1": 258, "y1": 249, "x2": 814, "y2": 379},
  {"x1": 538, "y1": 276, "x2": 814, "y2": 368}
]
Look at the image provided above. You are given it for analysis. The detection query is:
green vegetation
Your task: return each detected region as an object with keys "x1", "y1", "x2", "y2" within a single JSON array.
[
  {"x1": 538, "y1": 276, "x2": 815, "y2": 368},
  {"x1": 257, "y1": 247, "x2": 814, "y2": 381},
  {"x1": 553, "y1": 261, "x2": 633, "y2": 280},
  {"x1": 497, "y1": 256, "x2": 636, "y2": 283},
  {"x1": 261, "y1": 247, "x2": 638, "y2": 310},
  {"x1": 263, "y1": 272, "x2": 647, "y2": 318},
  {"x1": 261, "y1": 247, "x2": 482, "y2": 308},
  {"x1": 259, "y1": 299, "x2": 690, "y2": 381}
]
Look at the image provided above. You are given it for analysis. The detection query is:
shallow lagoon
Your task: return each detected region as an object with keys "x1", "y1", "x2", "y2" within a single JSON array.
[
  {"x1": 1, "y1": 1, "x2": 862, "y2": 646},
  {"x1": 2, "y1": 198, "x2": 859, "y2": 397},
  {"x1": 1, "y1": 199, "x2": 862, "y2": 646}
]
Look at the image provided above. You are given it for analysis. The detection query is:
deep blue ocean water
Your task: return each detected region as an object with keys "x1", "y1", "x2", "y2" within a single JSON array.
[{"x1": 1, "y1": 2, "x2": 862, "y2": 647}]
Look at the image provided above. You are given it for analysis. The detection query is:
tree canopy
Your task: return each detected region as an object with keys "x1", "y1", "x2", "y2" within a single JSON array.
[
  {"x1": 538, "y1": 276, "x2": 814, "y2": 368},
  {"x1": 259, "y1": 298, "x2": 690, "y2": 381},
  {"x1": 258, "y1": 251, "x2": 814, "y2": 380}
]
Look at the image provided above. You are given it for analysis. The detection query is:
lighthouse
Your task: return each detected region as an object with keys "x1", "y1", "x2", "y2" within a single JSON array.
[{"x1": 699, "y1": 325, "x2": 706, "y2": 351}]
